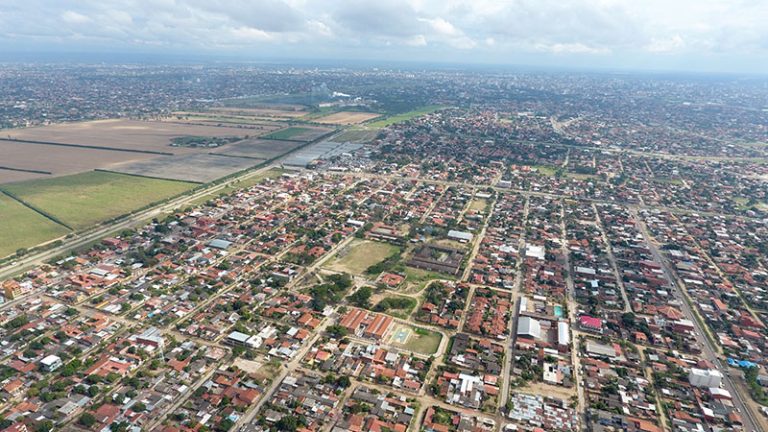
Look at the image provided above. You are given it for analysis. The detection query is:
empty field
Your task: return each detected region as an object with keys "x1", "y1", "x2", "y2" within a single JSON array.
[
  {"x1": 325, "y1": 240, "x2": 399, "y2": 275},
  {"x1": 0, "y1": 140, "x2": 158, "y2": 185},
  {"x1": 1, "y1": 171, "x2": 195, "y2": 229},
  {"x1": 110, "y1": 154, "x2": 261, "y2": 183},
  {"x1": 1, "y1": 119, "x2": 260, "y2": 154},
  {"x1": 0, "y1": 194, "x2": 69, "y2": 258},
  {"x1": 367, "y1": 105, "x2": 446, "y2": 128},
  {"x1": 387, "y1": 323, "x2": 442, "y2": 355},
  {"x1": 263, "y1": 126, "x2": 333, "y2": 141},
  {"x1": 314, "y1": 111, "x2": 382, "y2": 125},
  {"x1": 212, "y1": 139, "x2": 304, "y2": 160}
]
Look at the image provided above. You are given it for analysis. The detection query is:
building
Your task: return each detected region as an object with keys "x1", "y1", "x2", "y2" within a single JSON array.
[
  {"x1": 40, "y1": 355, "x2": 63, "y2": 372},
  {"x1": 689, "y1": 368, "x2": 723, "y2": 388},
  {"x1": 579, "y1": 315, "x2": 603, "y2": 334},
  {"x1": 557, "y1": 321, "x2": 570, "y2": 349},
  {"x1": 447, "y1": 230, "x2": 474, "y2": 243},
  {"x1": 133, "y1": 327, "x2": 165, "y2": 351},
  {"x1": 3, "y1": 280, "x2": 27, "y2": 300},
  {"x1": 517, "y1": 316, "x2": 542, "y2": 340}
]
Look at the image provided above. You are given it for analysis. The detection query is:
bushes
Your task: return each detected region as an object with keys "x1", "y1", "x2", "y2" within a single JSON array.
[{"x1": 373, "y1": 296, "x2": 416, "y2": 313}]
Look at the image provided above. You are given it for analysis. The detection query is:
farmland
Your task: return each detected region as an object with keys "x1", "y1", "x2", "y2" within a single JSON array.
[
  {"x1": 263, "y1": 126, "x2": 333, "y2": 141},
  {"x1": 1, "y1": 171, "x2": 195, "y2": 229},
  {"x1": 0, "y1": 119, "x2": 262, "y2": 154},
  {"x1": 333, "y1": 128, "x2": 380, "y2": 143},
  {"x1": 0, "y1": 194, "x2": 69, "y2": 258},
  {"x1": 109, "y1": 154, "x2": 261, "y2": 183},
  {"x1": 314, "y1": 111, "x2": 381, "y2": 125},
  {"x1": 0, "y1": 140, "x2": 157, "y2": 184},
  {"x1": 212, "y1": 138, "x2": 305, "y2": 160}
]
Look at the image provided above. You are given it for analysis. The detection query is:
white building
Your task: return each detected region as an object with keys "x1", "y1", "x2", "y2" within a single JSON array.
[
  {"x1": 40, "y1": 354, "x2": 63, "y2": 372},
  {"x1": 689, "y1": 368, "x2": 723, "y2": 388}
]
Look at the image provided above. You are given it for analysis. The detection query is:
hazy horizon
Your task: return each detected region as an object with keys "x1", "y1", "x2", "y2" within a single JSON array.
[{"x1": 2, "y1": 0, "x2": 767, "y2": 75}]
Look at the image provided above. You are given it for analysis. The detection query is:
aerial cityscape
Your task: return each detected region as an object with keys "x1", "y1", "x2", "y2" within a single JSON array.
[{"x1": 1, "y1": 2, "x2": 768, "y2": 432}]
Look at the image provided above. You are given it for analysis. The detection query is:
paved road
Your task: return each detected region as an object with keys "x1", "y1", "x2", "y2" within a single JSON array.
[{"x1": 631, "y1": 208, "x2": 761, "y2": 432}]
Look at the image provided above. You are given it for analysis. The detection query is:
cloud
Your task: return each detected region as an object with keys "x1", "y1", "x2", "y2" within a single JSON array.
[
  {"x1": 537, "y1": 42, "x2": 611, "y2": 55},
  {"x1": 0, "y1": 0, "x2": 765, "y2": 72},
  {"x1": 645, "y1": 35, "x2": 686, "y2": 53},
  {"x1": 61, "y1": 10, "x2": 91, "y2": 25}
]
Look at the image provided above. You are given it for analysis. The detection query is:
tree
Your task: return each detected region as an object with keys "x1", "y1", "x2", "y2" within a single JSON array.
[
  {"x1": 79, "y1": 413, "x2": 96, "y2": 427},
  {"x1": 275, "y1": 416, "x2": 299, "y2": 432},
  {"x1": 348, "y1": 286, "x2": 372, "y2": 308},
  {"x1": 327, "y1": 325, "x2": 348, "y2": 339}
]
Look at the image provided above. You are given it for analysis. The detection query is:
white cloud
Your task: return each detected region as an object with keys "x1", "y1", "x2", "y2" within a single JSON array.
[
  {"x1": 406, "y1": 34, "x2": 428, "y2": 46},
  {"x1": 645, "y1": 35, "x2": 686, "y2": 53},
  {"x1": 536, "y1": 42, "x2": 611, "y2": 55},
  {"x1": 0, "y1": 0, "x2": 764, "y2": 71},
  {"x1": 61, "y1": 10, "x2": 91, "y2": 24}
]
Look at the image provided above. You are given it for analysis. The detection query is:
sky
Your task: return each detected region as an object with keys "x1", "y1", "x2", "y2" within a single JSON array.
[{"x1": 1, "y1": 0, "x2": 767, "y2": 73}]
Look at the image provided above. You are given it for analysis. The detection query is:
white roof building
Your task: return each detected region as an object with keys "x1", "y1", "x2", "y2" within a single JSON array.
[{"x1": 517, "y1": 316, "x2": 542, "y2": 339}]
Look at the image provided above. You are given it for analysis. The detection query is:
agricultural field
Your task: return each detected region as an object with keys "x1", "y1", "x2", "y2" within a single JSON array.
[
  {"x1": 212, "y1": 138, "x2": 305, "y2": 160},
  {"x1": 367, "y1": 105, "x2": 446, "y2": 128},
  {"x1": 325, "y1": 239, "x2": 400, "y2": 275},
  {"x1": 166, "y1": 112, "x2": 290, "y2": 129},
  {"x1": 0, "y1": 194, "x2": 69, "y2": 258},
  {"x1": 207, "y1": 106, "x2": 308, "y2": 120},
  {"x1": 0, "y1": 140, "x2": 157, "y2": 184},
  {"x1": 1, "y1": 119, "x2": 259, "y2": 154},
  {"x1": 263, "y1": 126, "x2": 334, "y2": 141},
  {"x1": 333, "y1": 128, "x2": 380, "y2": 144},
  {"x1": 314, "y1": 111, "x2": 381, "y2": 125},
  {"x1": 109, "y1": 153, "x2": 260, "y2": 183},
  {"x1": 1, "y1": 171, "x2": 195, "y2": 229},
  {"x1": 0, "y1": 168, "x2": 49, "y2": 184}
]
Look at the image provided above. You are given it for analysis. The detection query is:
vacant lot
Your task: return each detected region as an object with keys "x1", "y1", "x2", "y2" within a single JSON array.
[
  {"x1": 387, "y1": 323, "x2": 442, "y2": 355},
  {"x1": 1, "y1": 171, "x2": 195, "y2": 229},
  {"x1": 0, "y1": 140, "x2": 158, "y2": 185},
  {"x1": 1, "y1": 119, "x2": 260, "y2": 154},
  {"x1": 212, "y1": 138, "x2": 304, "y2": 160},
  {"x1": 325, "y1": 240, "x2": 399, "y2": 275},
  {"x1": 367, "y1": 106, "x2": 446, "y2": 128},
  {"x1": 263, "y1": 126, "x2": 334, "y2": 141},
  {"x1": 110, "y1": 154, "x2": 261, "y2": 183},
  {"x1": 0, "y1": 194, "x2": 70, "y2": 258},
  {"x1": 315, "y1": 111, "x2": 381, "y2": 125}
]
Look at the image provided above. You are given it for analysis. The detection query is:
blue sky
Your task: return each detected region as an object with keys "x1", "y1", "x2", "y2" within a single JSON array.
[{"x1": 1, "y1": 0, "x2": 767, "y2": 73}]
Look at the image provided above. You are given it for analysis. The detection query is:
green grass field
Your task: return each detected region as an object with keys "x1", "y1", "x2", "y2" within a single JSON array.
[
  {"x1": 367, "y1": 105, "x2": 446, "y2": 128},
  {"x1": 0, "y1": 194, "x2": 70, "y2": 258},
  {"x1": 263, "y1": 126, "x2": 317, "y2": 141},
  {"x1": 333, "y1": 128, "x2": 380, "y2": 143},
  {"x1": 388, "y1": 324, "x2": 442, "y2": 355},
  {"x1": 395, "y1": 265, "x2": 450, "y2": 293},
  {"x1": 1, "y1": 171, "x2": 195, "y2": 230},
  {"x1": 326, "y1": 240, "x2": 399, "y2": 275}
]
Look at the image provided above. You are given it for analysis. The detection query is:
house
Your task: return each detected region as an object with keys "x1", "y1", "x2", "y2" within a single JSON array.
[{"x1": 579, "y1": 315, "x2": 603, "y2": 333}]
